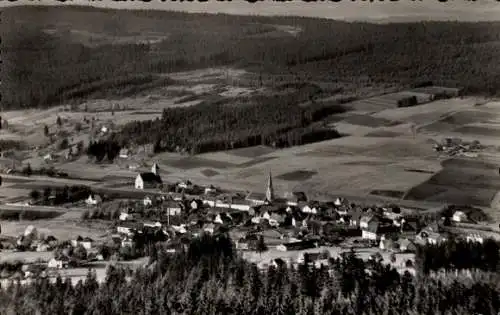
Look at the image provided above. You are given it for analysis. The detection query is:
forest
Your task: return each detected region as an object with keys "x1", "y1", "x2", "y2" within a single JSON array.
[
  {"x1": 112, "y1": 95, "x2": 345, "y2": 154},
  {"x1": 2, "y1": 6, "x2": 500, "y2": 110},
  {"x1": 2, "y1": 234, "x2": 500, "y2": 315}
]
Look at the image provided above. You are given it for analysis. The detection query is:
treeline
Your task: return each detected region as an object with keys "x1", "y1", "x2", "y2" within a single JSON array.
[
  {"x1": 3, "y1": 7, "x2": 500, "y2": 109},
  {"x1": 113, "y1": 96, "x2": 345, "y2": 154},
  {"x1": 1, "y1": 234, "x2": 500, "y2": 314},
  {"x1": 30, "y1": 185, "x2": 92, "y2": 205},
  {"x1": 86, "y1": 139, "x2": 121, "y2": 162},
  {"x1": 415, "y1": 238, "x2": 500, "y2": 275}
]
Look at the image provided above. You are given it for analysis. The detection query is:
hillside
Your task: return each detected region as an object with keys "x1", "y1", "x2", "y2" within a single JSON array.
[{"x1": 2, "y1": 6, "x2": 500, "y2": 110}]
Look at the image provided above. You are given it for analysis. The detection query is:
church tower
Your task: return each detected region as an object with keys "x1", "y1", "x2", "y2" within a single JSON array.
[
  {"x1": 265, "y1": 171, "x2": 274, "y2": 202},
  {"x1": 151, "y1": 162, "x2": 160, "y2": 176}
]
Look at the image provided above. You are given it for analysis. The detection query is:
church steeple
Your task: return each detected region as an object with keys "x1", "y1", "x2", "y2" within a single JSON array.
[
  {"x1": 266, "y1": 171, "x2": 274, "y2": 202},
  {"x1": 151, "y1": 162, "x2": 159, "y2": 176}
]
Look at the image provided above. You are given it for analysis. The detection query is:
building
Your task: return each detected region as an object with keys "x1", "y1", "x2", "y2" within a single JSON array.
[
  {"x1": 246, "y1": 192, "x2": 268, "y2": 207},
  {"x1": 266, "y1": 171, "x2": 275, "y2": 203},
  {"x1": 285, "y1": 191, "x2": 307, "y2": 207},
  {"x1": 119, "y1": 212, "x2": 134, "y2": 221},
  {"x1": 360, "y1": 215, "x2": 379, "y2": 230},
  {"x1": 466, "y1": 233, "x2": 484, "y2": 244},
  {"x1": 119, "y1": 148, "x2": 129, "y2": 159},
  {"x1": 135, "y1": 172, "x2": 162, "y2": 190},
  {"x1": 361, "y1": 222, "x2": 380, "y2": 240},
  {"x1": 177, "y1": 180, "x2": 193, "y2": 190},
  {"x1": 452, "y1": 211, "x2": 468, "y2": 223},
  {"x1": 164, "y1": 201, "x2": 183, "y2": 216},
  {"x1": 85, "y1": 194, "x2": 102, "y2": 206},
  {"x1": 47, "y1": 258, "x2": 68, "y2": 269},
  {"x1": 143, "y1": 196, "x2": 153, "y2": 207},
  {"x1": 117, "y1": 222, "x2": 140, "y2": 236}
]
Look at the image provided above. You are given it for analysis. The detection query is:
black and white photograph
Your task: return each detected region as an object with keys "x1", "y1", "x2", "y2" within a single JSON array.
[{"x1": 1, "y1": 0, "x2": 500, "y2": 313}]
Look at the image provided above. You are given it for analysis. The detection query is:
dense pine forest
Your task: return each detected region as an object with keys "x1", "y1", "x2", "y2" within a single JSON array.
[
  {"x1": 112, "y1": 94, "x2": 345, "y2": 154},
  {"x1": 2, "y1": 234, "x2": 500, "y2": 315},
  {"x1": 2, "y1": 6, "x2": 500, "y2": 110}
]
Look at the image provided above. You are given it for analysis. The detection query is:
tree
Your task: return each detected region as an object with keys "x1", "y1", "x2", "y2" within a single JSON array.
[
  {"x1": 74, "y1": 122, "x2": 82, "y2": 132},
  {"x1": 44, "y1": 125, "x2": 49, "y2": 137},
  {"x1": 30, "y1": 190, "x2": 40, "y2": 200},
  {"x1": 22, "y1": 163, "x2": 33, "y2": 176},
  {"x1": 56, "y1": 116, "x2": 62, "y2": 128},
  {"x1": 73, "y1": 245, "x2": 88, "y2": 261},
  {"x1": 58, "y1": 138, "x2": 69, "y2": 150},
  {"x1": 256, "y1": 235, "x2": 268, "y2": 257},
  {"x1": 81, "y1": 210, "x2": 90, "y2": 220}
]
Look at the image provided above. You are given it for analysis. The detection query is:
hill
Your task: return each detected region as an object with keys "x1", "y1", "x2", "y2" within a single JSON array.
[{"x1": 2, "y1": 6, "x2": 500, "y2": 110}]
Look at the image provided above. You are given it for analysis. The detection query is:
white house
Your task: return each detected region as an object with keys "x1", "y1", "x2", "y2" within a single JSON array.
[
  {"x1": 334, "y1": 197, "x2": 346, "y2": 207},
  {"x1": 119, "y1": 212, "x2": 133, "y2": 221},
  {"x1": 101, "y1": 126, "x2": 109, "y2": 134},
  {"x1": 47, "y1": 258, "x2": 68, "y2": 269},
  {"x1": 44, "y1": 153, "x2": 54, "y2": 161},
  {"x1": 204, "y1": 185, "x2": 217, "y2": 195},
  {"x1": 452, "y1": 211, "x2": 468, "y2": 223},
  {"x1": 178, "y1": 180, "x2": 193, "y2": 190},
  {"x1": 301, "y1": 204, "x2": 318, "y2": 214},
  {"x1": 117, "y1": 223, "x2": 139, "y2": 236},
  {"x1": 203, "y1": 223, "x2": 215, "y2": 234},
  {"x1": 86, "y1": 194, "x2": 102, "y2": 206}
]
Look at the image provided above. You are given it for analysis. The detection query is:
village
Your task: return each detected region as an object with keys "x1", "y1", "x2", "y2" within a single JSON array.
[{"x1": 0, "y1": 160, "x2": 491, "y2": 284}]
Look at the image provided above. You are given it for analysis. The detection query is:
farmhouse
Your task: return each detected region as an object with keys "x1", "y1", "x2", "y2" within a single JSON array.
[
  {"x1": 360, "y1": 215, "x2": 379, "y2": 230},
  {"x1": 177, "y1": 180, "x2": 193, "y2": 190},
  {"x1": 85, "y1": 194, "x2": 102, "y2": 206}
]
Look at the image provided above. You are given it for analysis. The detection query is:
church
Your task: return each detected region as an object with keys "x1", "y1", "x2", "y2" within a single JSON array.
[{"x1": 135, "y1": 162, "x2": 163, "y2": 190}]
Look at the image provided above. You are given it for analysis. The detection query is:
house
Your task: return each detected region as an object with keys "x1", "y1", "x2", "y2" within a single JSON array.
[
  {"x1": 71, "y1": 236, "x2": 94, "y2": 249},
  {"x1": 119, "y1": 212, "x2": 134, "y2": 221},
  {"x1": 143, "y1": 221, "x2": 162, "y2": 229},
  {"x1": 276, "y1": 240, "x2": 317, "y2": 252},
  {"x1": 301, "y1": 204, "x2": 318, "y2": 214},
  {"x1": 285, "y1": 192, "x2": 307, "y2": 207},
  {"x1": 43, "y1": 153, "x2": 55, "y2": 161},
  {"x1": 121, "y1": 237, "x2": 134, "y2": 248},
  {"x1": 36, "y1": 241, "x2": 51, "y2": 252},
  {"x1": 269, "y1": 213, "x2": 285, "y2": 227},
  {"x1": 190, "y1": 199, "x2": 203, "y2": 210},
  {"x1": 379, "y1": 237, "x2": 396, "y2": 252},
  {"x1": 80, "y1": 237, "x2": 94, "y2": 250},
  {"x1": 143, "y1": 196, "x2": 153, "y2": 207},
  {"x1": 452, "y1": 211, "x2": 468, "y2": 223},
  {"x1": 246, "y1": 192, "x2": 268, "y2": 206},
  {"x1": 361, "y1": 222, "x2": 380, "y2": 240},
  {"x1": 117, "y1": 222, "x2": 140, "y2": 236},
  {"x1": 204, "y1": 185, "x2": 217, "y2": 195},
  {"x1": 397, "y1": 238, "x2": 417, "y2": 252},
  {"x1": 119, "y1": 148, "x2": 129, "y2": 159},
  {"x1": 85, "y1": 194, "x2": 102, "y2": 206},
  {"x1": 334, "y1": 197, "x2": 346, "y2": 207},
  {"x1": 214, "y1": 213, "x2": 232, "y2": 225},
  {"x1": 416, "y1": 228, "x2": 447, "y2": 245},
  {"x1": 164, "y1": 201, "x2": 183, "y2": 216},
  {"x1": 47, "y1": 258, "x2": 68, "y2": 269},
  {"x1": 466, "y1": 233, "x2": 484, "y2": 244},
  {"x1": 349, "y1": 209, "x2": 364, "y2": 227},
  {"x1": 177, "y1": 180, "x2": 193, "y2": 190},
  {"x1": 229, "y1": 199, "x2": 252, "y2": 212},
  {"x1": 101, "y1": 126, "x2": 109, "y2": 134},
  {"x1": 203, "y1": 223, "x2": 216, "y2": 234},
  {"x1": 360, "y1": 215, "x2": 379, "y2": 229},
  {"x1": 236, "y1": 234, "x2": 259, "y2": 250},
  {"x1": 135, "y1": 172, "x2": 162, "y2": 190}
]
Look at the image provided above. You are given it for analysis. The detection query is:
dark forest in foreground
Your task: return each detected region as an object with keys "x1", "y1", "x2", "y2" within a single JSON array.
[
  {"x1": 2, "y1": 6, "x2": 500, "y2": 110},
  {"x1": 2, "y1": 235, "x2": 500, "y2": 315}
]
